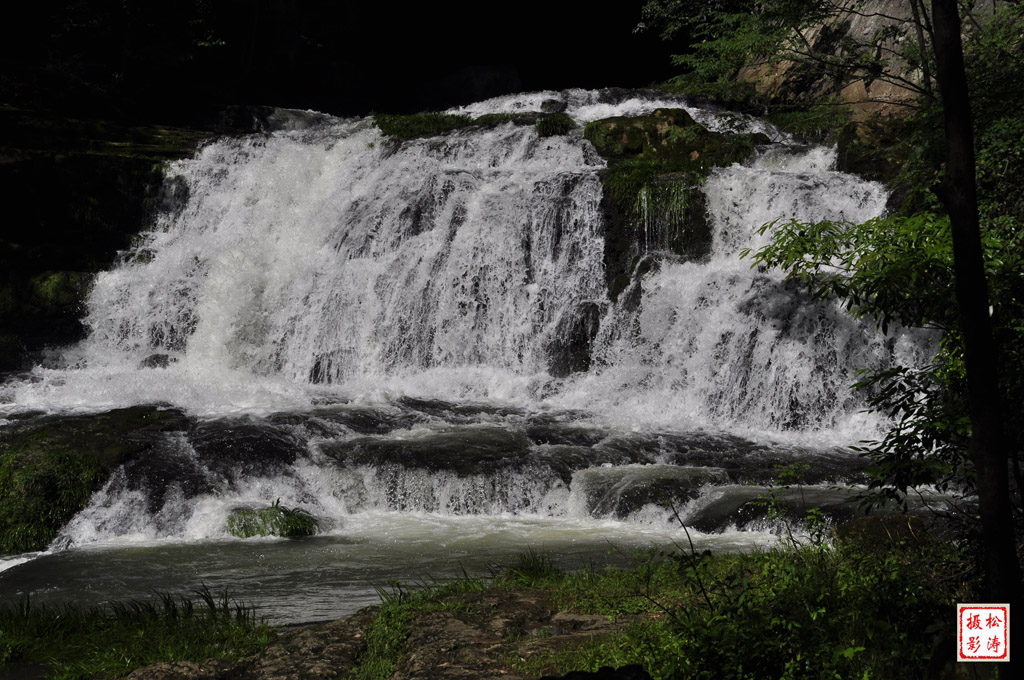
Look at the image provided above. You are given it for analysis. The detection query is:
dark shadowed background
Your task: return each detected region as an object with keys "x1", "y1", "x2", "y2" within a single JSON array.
[{"x1": 2, "y1": 1, "x2": 684, "y2": 120}]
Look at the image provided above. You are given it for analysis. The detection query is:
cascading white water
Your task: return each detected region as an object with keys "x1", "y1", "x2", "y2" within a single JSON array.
[
  {"x1": 7, "y1": 89, "x2": 928, "y2": 439},
  {"x1": 552, "y1": 143, "x2": 929, "y2": 438},
  {"x1": 0, "y1": 89, "x2": 942, "y2": 620}
]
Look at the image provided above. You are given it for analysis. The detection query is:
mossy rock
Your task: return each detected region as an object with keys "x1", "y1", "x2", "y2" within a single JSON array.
[
  {"x1": 27, "y1": 270, "x2": 92, "y2": 313},
  {"x1": 584, "y1": 109, "x2": 763, "y2": 301},
  {"x1": 600, "y1": 161, "x2": 711, "y2": 302},
  {"x1": 472, "y1": 112, "x2": 538, "y2": 128},
  {"x1": 584, "y1": 108, "x2": 760, "y2": 172},
  {"x1": 0, "y1": 405, "x2": 191, "y2": 553},
  {"x1": 226, "y1": 502, "x2": 319, "y2": 538},
  {"x1": 373, "y1": 113, "x2": 474, "y2": 140}
]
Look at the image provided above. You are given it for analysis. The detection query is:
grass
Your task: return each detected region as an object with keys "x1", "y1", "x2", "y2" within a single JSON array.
[
  {"x1": 347, "y1": 575, "x2": 488, "y2": 680},
  {"x1": 513, "y1": 536, "x2": 967, "y2": 679},
  {"x1": 341, "y1": 523, "x2": 971, "y2": 680},
  {"x1": 535, "y1": 113, "x2": 576, "y2": 138},
  {"x1": 0, "y1": 586, "x2": 276, "y2": 679}
]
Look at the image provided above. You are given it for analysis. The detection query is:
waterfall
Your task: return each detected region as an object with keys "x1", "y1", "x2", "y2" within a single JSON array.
[
  {"x1": 0, "y1": 90, "x2": 942, "y2": 618},
  {"x1": 9, "y1": 89, "x2": 928, "y2": 438}
]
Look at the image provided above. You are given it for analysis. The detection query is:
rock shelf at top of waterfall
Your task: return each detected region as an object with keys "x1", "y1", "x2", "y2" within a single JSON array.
[{"x1": 2, "y1": 88, "x2": 932, "y2": 444}]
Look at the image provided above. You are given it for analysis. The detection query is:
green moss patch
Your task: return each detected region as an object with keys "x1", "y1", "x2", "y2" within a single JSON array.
[
  {"x1": 226, "y1": 500, "x2": 318, "y2": 538},
  {"x1": 583, "y1": 108, "x2": 764, "y2": 301},
  {"x1": 0, "y1": 406, "x2": 191, "y2": 554},
  {"x1": 472, "y1": 112, "x2": 536, "y2": 127},
  {"x1": 584, "y1": 108, "x2": 760, "y2": 171},
  {"x1": 535, "y1": 113, "x2": 576, "y2": 138},
  {"x1": 373, "y1": 113, "x2": 474, "y2": 140}
]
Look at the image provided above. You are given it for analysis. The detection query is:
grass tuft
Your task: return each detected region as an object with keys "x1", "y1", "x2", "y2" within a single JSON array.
[{"x1": 0, "y1": 586, "x2": 275, "y2": 679}]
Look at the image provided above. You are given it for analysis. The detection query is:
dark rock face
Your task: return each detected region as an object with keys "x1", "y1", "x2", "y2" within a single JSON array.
[
  {"x1": 189, "y1": 419, "x2": 305, "y2": 480},
  {"x1": 547, "y1": 301, "x2": 603, "y2": 377},
  {"x1": 321, "y1": 426, "x2": 534, "y2": 476},
  {"x1": 0, "y1": 108, "x2": 212, "y2": 370}
]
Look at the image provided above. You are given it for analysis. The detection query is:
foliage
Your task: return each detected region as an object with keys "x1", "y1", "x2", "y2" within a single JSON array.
[
  {"x1": 512, "y1": 537, "x2": 965, "y2": 680},
  {"x1": 226, "y1": 499, "x2": 319, "y2": 539},
  {"x1": 347, "y1": 576, "x2": 488, "y2": 680},
  {"x1": 373, "y1": 113, "x2": 474, "y2": 140},
  {"x1": 964, "y1": 3, "x2": 1024, "y2": 132},
  {"x1": 0, "y1": 586, "x2": 275, "y2": 679},
  {"x1": 764, "y1": 99, "x2": 850, "y2": 143},
  {"x1": 744, "y1": 209, "x2": 1023, "y2": 507},
  {"x1": 535, "y1": 113, "x2": 576, "y2": 138}
]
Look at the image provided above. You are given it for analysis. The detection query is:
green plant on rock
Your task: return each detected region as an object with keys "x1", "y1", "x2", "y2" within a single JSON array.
[
  {"x1": 373, "y1": 113, "x2": 474, "y2": 140},
  {"x1": 226, "y1": 499, "x2": 318, "y2": 539},
  {"x1": 535, "y1": 113, "x2": 576, "y2": 138}
]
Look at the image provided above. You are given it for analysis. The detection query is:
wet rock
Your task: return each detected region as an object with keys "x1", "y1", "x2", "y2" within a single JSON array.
[
  {"x1": 189, "y1": 418, "x2": 305, "y2": 480},
  {"x1": 547, "y1": 301, "x2": 603, "y2": 377},
  {"x1": 269, "y1": 405, "x2": 424, "y2": 436},
  {"x1": 397, "y1": 396, "x2": 525, "y2": 421},
  {"x1": 139, "y1": 353, "x2": 174, "y2": 369},
  {"x1": 540, "y1": 98, "x2": 568, "y2": 114},
  {"x1": 117, "y1": 435, "x2": 217, "y2": 511},
  {"x1": 0, "y1": 405, "x2": 191, "y2": 553},
  {"x1": 572, "y1": 464, "x2": 729, "y2": 518},
  {"x1": 321, "y1": 426, "x2": 533, "y2": 476},
  {"x1": 687, "y1": 484, "x2": 863, "y2": 533},
  {"x1": 524, "y1": 421, "x2": 607, "y2": 447}
]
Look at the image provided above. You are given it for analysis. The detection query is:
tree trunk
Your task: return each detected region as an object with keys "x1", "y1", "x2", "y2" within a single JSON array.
[{"x1": 930, "y1": 0, "x2": 1021, "y2": 672}]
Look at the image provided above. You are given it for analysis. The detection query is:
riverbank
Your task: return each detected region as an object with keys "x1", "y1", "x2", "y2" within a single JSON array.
[{"x1": 1, "y1": 518, "x2": 981, "y2": 680}]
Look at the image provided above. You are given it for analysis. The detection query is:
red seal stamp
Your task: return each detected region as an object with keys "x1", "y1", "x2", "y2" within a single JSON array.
[{"x1": 958, "y1": 604, "x2": 1010, "y2": 662}]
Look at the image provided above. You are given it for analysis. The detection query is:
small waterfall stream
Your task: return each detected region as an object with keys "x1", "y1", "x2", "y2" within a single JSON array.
[{"x1": 0, "y1": 90, "x2": 935, "y2": 622}]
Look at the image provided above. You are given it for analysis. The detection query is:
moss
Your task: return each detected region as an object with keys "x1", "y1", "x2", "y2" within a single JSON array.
[
  {"x1": 583, "y1": 109, "x2": 763, "y2": 301},
  {"x1": 0, "y1": 406, "x2": 191, "y2": 553},
  {"x1": 472, "y1": 112, "x2": 535, "y2": 127},
  {"x1": 373, "y1": 113, "x2": 474, "y2": 140},
  {"x1": 600, "y1": 159, "x2": 711, "y2": 301},
  {"x1": 226, "y1": 500, "x2": 318, "y2": 538},
  {"x1": 27, "y1": 271, "x2": 91, "y2": 311},
  {"x1": 535, "y1": 113, "x2": 576, "y2": 138}
]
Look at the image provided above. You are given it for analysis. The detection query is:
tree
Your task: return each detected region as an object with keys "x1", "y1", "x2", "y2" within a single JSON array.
[{"x1": 929, "y1": 0, "x2": 1021, "y2": 625}]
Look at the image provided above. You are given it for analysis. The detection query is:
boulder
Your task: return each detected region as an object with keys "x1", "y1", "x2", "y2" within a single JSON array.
[
  {"x1": 226, "y1": 501, "x2": 318, "y2": 538},
  {"x1": 0, "y1": 406, "x2": 191, "y2": 553}
]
